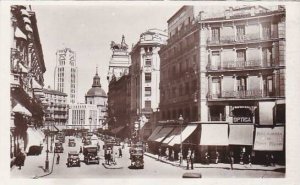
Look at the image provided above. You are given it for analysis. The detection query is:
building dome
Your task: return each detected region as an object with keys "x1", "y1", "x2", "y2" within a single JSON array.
[
  {"x1": 86, "y1": 87, "x2": 107, "y2": 97},
  {"x1": 86, "y1": 67, "x2": 107, "y2": 97}
]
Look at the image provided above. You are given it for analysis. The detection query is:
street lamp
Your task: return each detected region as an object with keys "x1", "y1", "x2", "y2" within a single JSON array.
[
  {"x1": 178, "y1": 115, "x2": 184, "y2": 166},
  {"x1": 89, "y1": 116, "x2": 92, "y2": 133}
]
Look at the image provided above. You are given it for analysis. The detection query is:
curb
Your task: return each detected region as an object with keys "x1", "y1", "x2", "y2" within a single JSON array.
[
  {"x1": 102, "y1": 163, "x2": 123, "y2": 169},
  {"x1": 144, "y1": 153, "x2": 285, "y2": 172}
]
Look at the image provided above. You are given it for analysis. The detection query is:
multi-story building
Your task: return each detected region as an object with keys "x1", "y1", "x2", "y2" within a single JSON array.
[
  {"x1": 10, "y1": 5, "x2": 46, "y2": 160},
  {"x1": 43, "y1": 86, "x2": 68, "y2": 131},
  {"x1": 130, "y1": 29, "x2": 167, "y2": 140},
  {"x1": 85, "y1": 67, "x2": 108, "y2": 129},
  {"x1": 149, "y1": 5, "x2": 285, "y2": 164},
  {"x1": 159, "y1": 6, "x2": 201, "y2": 123},
  {"x1": 107, "y1": 35, "x2": 130, "y2": 83},
  {"x1": 107, "y1": 74, "x2": 131, "y2": 138},
  {"x1": 54, "y1": 48, "x2": 78, "y2": 104},
  {"x1": 199, "y1": 5, "x2": 285, "y2": 163},
  {"x1": 67, "y1": 104, "x2": 98, "y2": 132}
]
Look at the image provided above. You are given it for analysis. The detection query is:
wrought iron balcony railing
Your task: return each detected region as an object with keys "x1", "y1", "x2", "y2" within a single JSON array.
[
  {"x1": 207, "y1": 59, "x2": 274, "y2": 71},
  {"x1": 208, "y1": 89, "x2": 276, "y2": 100}
]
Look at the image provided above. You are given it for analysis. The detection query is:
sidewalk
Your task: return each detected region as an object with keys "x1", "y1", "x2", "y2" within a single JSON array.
[
  {"x1": 11, "y1": 141, "x2": 55, "y2": 178},
  {"x1": 144, "y1": 152, "x2": 285, "y2": 172}
]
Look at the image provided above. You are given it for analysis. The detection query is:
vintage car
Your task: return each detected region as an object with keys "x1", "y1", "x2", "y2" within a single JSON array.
[
  {"x1": 83, "y1": 138, "x2": 92, "y2": 146},
  {"x1": 83, "y1": 146, "x2": 99, "y2": 164},
  {"x1": 129, "y1": 142, "x2": 144, "y2": 154},
  {"x1": 56, "y1": 135, "x2": 65, "y2": 143},
  {"x1": 130, "y1": 147, "x2": 144, "y2": 169},
  {"x1": 68, "y1": 138, "x2": 76, "y2": 147},
  {"x1": 67, "y1": 151, "x2": 80, "y2": 167},
  {"x1": 54, "y1": 142, "x2": 64, "y2": 153}
]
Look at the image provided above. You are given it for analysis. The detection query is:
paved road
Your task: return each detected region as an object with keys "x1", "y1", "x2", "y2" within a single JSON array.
[{"x1": 11, "y1": 136, "x2": 284, "y2": 178}]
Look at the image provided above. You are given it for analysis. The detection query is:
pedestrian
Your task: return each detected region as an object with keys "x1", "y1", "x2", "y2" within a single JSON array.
[
  {"x1": 215, "y1": 151, "x2": 220, "y2": 164},
  {"x1": 79, "y1": 146, "x2": 82, "y2": 153},
  {"x1": 171, "y1": 150, "x2": 175, "y2": 161},
  {"x1": 56, "y1": 154, "x2": 60, "y2": 164},
  {"x1": 186, "y1": 152, "x2": 191, "y2": 170},
  {"x1": 145, "y1": 143, "x2": 149, "y2": 152},
  {"x1": 229, "y1": 151, "x2": 234, "y2": 170},
  {"x1": 204, "y1": 152, "x2": 210, "y2": 165},
  {"x1": 118, "y1": 147, "x2": 122, "y2": 158},
  {"x1": 270, "y1": 154, "x2": 275, "y2": 166},
  {"x1": 248, "y1": 154, "x2": 252, "y2": 167},
  {"x1": 265, "y1": 154, "x2": 270, "y2": 166},
  {"x1": 158, "y1": 147, "x2": 162, "y2": 160},
  {"x1": 240, "y1": 147, "x2": 245, "y2": 165},
  {"x1": 178, "y1": 151, "x2": 183, "y2": 166},
  {"x1": 165, "y1": 148, "x2": 169, "y2": 160},
  {"x1": 191, "y1": 151, "x2": 195, "y2": 170}
]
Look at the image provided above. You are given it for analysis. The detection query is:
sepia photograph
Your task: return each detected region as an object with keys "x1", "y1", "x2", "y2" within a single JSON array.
[{"x1": 3, "y1": 0, "x2": 296, "y2": 182}]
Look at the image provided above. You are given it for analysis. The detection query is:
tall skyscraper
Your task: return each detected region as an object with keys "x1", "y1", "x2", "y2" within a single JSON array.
[{"x1": 54, "y1": 48, "x2": 78, "y2": 104}]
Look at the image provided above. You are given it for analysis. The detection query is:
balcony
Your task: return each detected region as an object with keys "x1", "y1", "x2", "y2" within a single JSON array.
[
  {"x1": 208, "y1": 89, "x2": 277, "y2": 100},
  {"x1": 207, "y1": 32, "x2": 277, "y2": 46},
  {"x1": 207, "y1": 60, "x2": 274, "y2": 71}
]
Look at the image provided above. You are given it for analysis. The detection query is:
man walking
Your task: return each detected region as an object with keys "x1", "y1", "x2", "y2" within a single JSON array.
[
  {"x1": 158, "y1": 147, "x2": 162, "y2": 161},
  {"x1": 186, "y1": 152, "x2": 190, "y2": 170},
  {"x1": 178, "y1": 151, "x2": 183, "y2": 166},
  {"x1": 229, "y1": 151, "x2": 234, "y2": 170},
  {"x1": 56, "y1": 154, "x2": 60, "y2": 164},
  {"x1": 191, "y1": 151, "x2": 195, "y2": 170},
  {"x1": 118, "y1": 147, "x2": 122, "y2": 158}
]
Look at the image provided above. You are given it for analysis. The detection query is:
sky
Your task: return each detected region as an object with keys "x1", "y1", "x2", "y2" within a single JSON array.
[{"x1": 33, "y1": 5, "x2": 181, "y2": 103}]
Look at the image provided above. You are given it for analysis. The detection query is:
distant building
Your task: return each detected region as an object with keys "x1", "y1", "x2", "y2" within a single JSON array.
[
  {"x1": 85, "y1": 67, "x2": 108, "y2": 129},
  {"x1": 130, "y1": 29, "x2": 167, "y2": 140},
  {"x1": 43, "y1": 86, "x2": 68, "y2": 131},
  {"x1": 54, "y1": 48, "x2": 78, "y2": 104},
  {"x1": 68, "y1": 104, "x2": 98, "y2": 132},
  {"x1": 107, "y1": 35, "x2": 131, "y2": 83},
  {"x1": 107, "y1": 73, "x2": 131, "y2": 138}
]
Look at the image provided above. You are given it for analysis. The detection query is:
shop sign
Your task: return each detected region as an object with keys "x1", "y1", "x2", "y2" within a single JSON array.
[
  {"x1": 233, "y1": 116, "x2": 253, "y2": 123},
  {"x1": 253, "y1": 127, "x2": 284, "y2": 151}
]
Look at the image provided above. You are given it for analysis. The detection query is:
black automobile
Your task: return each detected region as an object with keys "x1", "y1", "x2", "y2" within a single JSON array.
[
  {"x1": 54, "y1": 142, "x2": 64, "y2": 153},
  {"x1": 130, "y1": 147, "x2": 144, "y2": 169},
  {"x1": 68, "y1": 138, "x2": 76, "y2": 147},
  {"x1": 67, "y1": 151, "x2": 80, "y2": 167},
  {"x1": 83, "y1": 146, "x2": 99, "y2": 164}
]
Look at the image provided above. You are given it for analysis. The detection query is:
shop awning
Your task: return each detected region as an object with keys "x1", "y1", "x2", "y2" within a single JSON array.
[
  {"x1": 32, "y1": 78, "x2": 42, "y2": 89},
  {"x1": 14, "y1": 27, "x2": 27, "y2": 40},
  {"x1": 162, "y1": 127, "x2": 181, "y2": 144},
  {"x1": 168, "y1": 125, "x2": 198, "y2": 146},
  {"x1": 253, "y1": 126, "x2": 284, "y2": 151},
  {"x1": 153, "y1": 127, "x2": 174, "y2": 143},
  {"x1": 20, "y1": 9, "x2": 30, "y2": 17},
  {"x1": 25, "y1": 126, "x2": 43, "y2": 153},
  {"x1": 12, "y1": 103, "x2": 32, "y2": 116},
  {"x1": 110, "y1": 126, "x2": 125, "y2": 134},
  {"x1": 259, "y1": 102, "x2": 275, "y2": 125},
  {"x1": 18, "y1": 62, "x2": 29, "y2": 73},
  {"x1": 200, "y1": 123, "x2": 229, "y2": 146},
  {"x1": 25, "y1": 24, "x2": 33, "y2": 33},
  {"x1": 229, "y1": 124, "x2": 254, "y2": 145},
  {"x1": 147, "y1": 126, "x2": 163, "y2": 141}
]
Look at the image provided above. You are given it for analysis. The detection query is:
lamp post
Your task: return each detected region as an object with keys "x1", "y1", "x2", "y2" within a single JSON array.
[
  {"x1": 178, "y1": 115, "x2": 184, "y2": 166},
  {"x1": 45, "y1": 116, "x2": 49, "y2": 172},
  {"x1": 89, "y1": 116, "x2": 92, "y2": 133},
  {"x1": 50, "y1": 112, "x2": 54, "y2": 153}
]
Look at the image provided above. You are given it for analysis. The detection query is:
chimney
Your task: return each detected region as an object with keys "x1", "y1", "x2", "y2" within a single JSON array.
[{"x1": 198, "y1": 11, "x2": 205, "y2": 20}]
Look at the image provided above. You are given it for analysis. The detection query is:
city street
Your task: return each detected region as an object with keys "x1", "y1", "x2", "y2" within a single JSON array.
[{"x1": 11, "y1": 136, "x2": 284, "y2": 179}]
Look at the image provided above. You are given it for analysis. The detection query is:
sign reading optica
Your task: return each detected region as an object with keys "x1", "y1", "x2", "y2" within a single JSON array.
[
  {"x1": 233, "y1": 117, "x2": 253, "y2": 123},
  {"x1": 253, "y1": 127, "x2": 284, "y2": 151}
]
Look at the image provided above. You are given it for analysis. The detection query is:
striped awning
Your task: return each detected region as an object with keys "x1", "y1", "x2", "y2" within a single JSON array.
[
  {"x1": 168, "y1": 125, "x2": 197, "y2": 146},
  {"x1": 147, "y1": 126, "x2": 163, "y2": 141},
  {"x1": 162, "y1": 127, "x2": 181, "y2": 144},
  {"x1": 153, "y1": 127, "x2": 174, "y2": 143}
]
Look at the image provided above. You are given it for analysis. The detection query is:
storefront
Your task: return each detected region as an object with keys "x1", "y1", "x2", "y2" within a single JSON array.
[{"x1": 199, "y1": 122, "x2": 229, "y2": 163}]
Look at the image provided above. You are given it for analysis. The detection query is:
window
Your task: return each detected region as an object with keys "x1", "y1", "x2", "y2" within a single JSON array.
[
  {"x1": 145, "y1": 73, "x2": 151, "y2": 83},
  {"x1": 264, "y1": 75, "x2": 273, "y2": 96},
  {"x1": 262, "y1": 47, "x2": 273, "y2": 67},
  {"x1": 212, "y1": 78, "x2": 221, "y2": 96},
  {"x1": 145, "y1": 87, "x2": 151, "y2": 96},
  {"x1": 145, "y1": 101, "x2": 151, "y2": 109},
  {"x1": 145, "y1": 58, "x2": 152, "y2": 66},
  {"x1": 236, "y1": 49, "x2": 246, "y2": 66},
  {"x1": 211, "y1": 27, "x2": 220, "y2": 41},
  {"x1": 236, "y1": 25, "x2": 245, "y2": 41},
  {"x1": 262, "y1": 22, "x2": 271, "y2": 39},
  {"x1": 237, "y1": 76, "x2": 247, "y2": 91}
]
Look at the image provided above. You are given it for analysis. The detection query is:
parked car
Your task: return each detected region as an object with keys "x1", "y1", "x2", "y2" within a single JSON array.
[
  {"x1": 83, "y1": 146, "x2": 99, "y2": 164},
  {"x1": 67, "y1": 151, "x2": 80, "y2": 167},
  {"x1": 68, "y1": 138, "x2": 76, "y2": 147},
  {"x1": 57, "y1": 135, "x2": 65, "y2": 143},
  {"x1": 54, "y1": 142, "x2": 64, "y2": 153}
]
